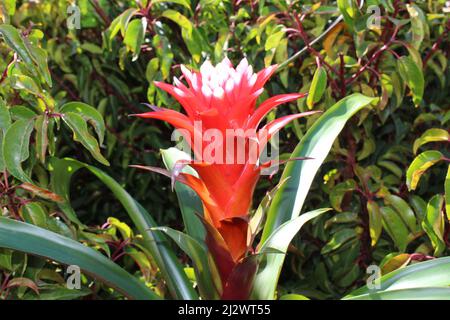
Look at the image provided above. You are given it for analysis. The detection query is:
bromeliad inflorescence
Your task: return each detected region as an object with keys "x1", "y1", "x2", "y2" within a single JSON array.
[{"x1": 132, "y1": 58, "x2": 317, "y2": 299}]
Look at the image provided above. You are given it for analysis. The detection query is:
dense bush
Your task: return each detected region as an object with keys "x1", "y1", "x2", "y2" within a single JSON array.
[{"x1": 0, "y1": 0, "x2": 448, "y2": 300}]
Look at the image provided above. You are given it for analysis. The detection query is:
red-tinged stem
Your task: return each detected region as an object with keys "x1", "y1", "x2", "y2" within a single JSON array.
[
  {"x1": 3, "y1": 170, "x2": 9, "y2": 191},
  {"x1": 387, "y1": 48, "x2": 400, "y2": 59},
  {"x1": 339, "y1": 53, "x2": 346, "y2": 98},
  {"x1": 346, "y1": 26, "x2": 400, "y2": 86},
  {"x1": 444, "y1": 218, "x2": 450, "y2": 248},
  {"x1": 357, "y1": 196, "x2": 372, "y2": 269},
  {"x1": 423, "y1": 19, "x2": 450, "y2": 67},
  {"x1": 112, "y1": 251, "x2": 128, "y2": 262},
  {"x1": 410, "y1": 253, "x2": 435, "y2": 261},
  {"x1": 50, "y1": 70, "x2": 80, "y2": 100},
  {"x1": 111, "y1": 239, "x2": 131, "y2": 261},
  {"x1": 89, "y1": 0, "x2": 110, "y2": 25},
  {"x1": 293, "y1": 12, "x2": 339, "y2": 75},
  {"x1": 366, "y1": 66, "x2": 381, "y2": 80},
  {"x1": 2, "y1": 287, "x2": 12, "y2": 300},
  {"x1": 0, "y1": 273, "x2": 10, "y2": 296},
  {"x1": 287, "y1": 12, "x2": 342, "y2": 97},
  {"x1": 0, "y1": 54, "x2": 17, "y2": 85}
]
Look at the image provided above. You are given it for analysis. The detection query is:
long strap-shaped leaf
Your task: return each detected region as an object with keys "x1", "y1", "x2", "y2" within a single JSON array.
[
  {"x1": 252, "y1": 94, "x2": 376, "y2": 299},
  {"x1": 345, "y1": 287, "x2": 450, "y2": 300},
  {"x1": 344, "y1": 256, "x2": 450, "y2": 299},
  {"x1": 50, "y1": 158, "x2": 198, "y2": 300},
  {"x1": 0, "y1": 217, "x2": 159, "y2": 300}
]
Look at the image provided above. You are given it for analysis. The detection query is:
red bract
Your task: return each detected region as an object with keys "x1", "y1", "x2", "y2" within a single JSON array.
[{"x1": 134, "y1": 58, "x2": 315, "y2": 298}]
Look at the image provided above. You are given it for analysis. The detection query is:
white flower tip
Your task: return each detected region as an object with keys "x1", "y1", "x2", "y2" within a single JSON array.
[
  {"x1": 213, "y1": 87, "x2": 225, "y2": 99},
  {"x1": 200, "y1": 60, "x2": 214, "y2": 78},
  {"x1": 236, "y1": 58, "x2": 249, "y2": 74},
  {"x1": 225, "y1": 78, "x2": 234, "y2": 93},
  {"x1": 180, "y1": 64, "x2": 192, "y2": 77},
  {"x1": 201, "y1": 85, "x2": 213, "y2": 97},
  {"x1": 249, "y1": 73, "x2": 257, "y2": 87},
  {"x1": 174, "y1": 87, "x2": 186, "y2": 97},
  {"x1": 222, "y1": 57, "x2": 233, "y2": 67}
]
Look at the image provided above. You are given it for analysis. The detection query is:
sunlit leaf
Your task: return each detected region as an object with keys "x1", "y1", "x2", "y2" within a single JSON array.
[{"x1": 406, "y1": 150, "x2": 443, "y2": 191}]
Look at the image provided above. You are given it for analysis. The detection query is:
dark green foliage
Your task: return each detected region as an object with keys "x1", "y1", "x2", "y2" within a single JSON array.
[{"x1": 0, "y1": 0, "x2": 448, "y2": 300}]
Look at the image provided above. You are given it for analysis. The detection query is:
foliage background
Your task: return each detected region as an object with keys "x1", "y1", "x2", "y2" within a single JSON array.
[{"x1": 0, "y1": 0, "x2": 449, "y2": 299}]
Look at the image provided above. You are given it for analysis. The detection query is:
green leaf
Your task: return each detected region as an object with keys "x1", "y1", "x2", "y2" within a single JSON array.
[
  {"x1": 0, "y1": 24, "x2": 35, "y2": 68},
  {"x1": 252, "y1": 209, "x2": 329, "y2": 300},
  {"x1": 153, "y1": 0, "x2": 191, "y2": 10},
  {"x1": 378, "y1": 160, "x2": 403, "y2": 178},
  {"x1": 346, "y1": 287, "x2": 450, "y2": 300},
  {"x1": 329, "y1": 179, "x2": 356, "y2": 212},
  {"x1": 406, "y1": 4, "x2": 426, "y2": 50},
  {"x1": 34, "y1": 114, "x2": 48, "y2": 163},
  {"x1": 3, "y1": 118, "x2": 35, "y2": 182},
  {"x1": 413, "y1": 128, "x2": 450, "y2": 154},
  {"x1": 3, "y1": 0, "x2": 16, "y2": 16},
  {"x1": 321, "y1": 228, "x2": 358, "y2": 254},
  {"x1": 27, "y1": 286, "x2": 91, "y2": 300},
  {"x1": 0, "y1": 25, "x2": 50, "y2": 86},
  {"x1": 120, "y1": 8, "x2": 139, "y2": 37},
  {"x1": 367, "y1": 200, "x2": 382, "y2": 246},
  {"x1": 253, "y1": 94, "x2": 376, "y2": 299},
  {"x1": 153, "y1": 35, "x2": 173, "y2": 80},
  {"x1": 108, "y1": 217, "x2": 133, "y2": 239},
  {"x1": 422, "y1": 195, "x2": 445, "y2": 256},
  {"x1": 62, "y1": 112, "x2": 109, "y2": 166},
  {"x1": 445, "y1": 166, "x2": 450, "y2": 220},
  {"x1": 10, "y1": 105, "x2": 36, "y2": 120},
  {"x1": 279, "y1": 294, "x2": 310, "y2": 300},
  {"x1": 409, "y1": 194, "x2": 427, "y2": 223},
  {"x1": 397, "y1": 56, "x2": 424, "y2": 106},
  {"x1": 182, "y1": 28, "x2": 203, "y2": 63},
  {"x1": 0, "y1": 99, "x2": 11, "y2": 171},
  {"x1": 162, "y1": 10, "x2": 192, "y2": 35},
  {"x1": 345, "y1": 257, "x2": 450, "y2": 300},
  {"x1": 265, "y1": 28, "x2": 285, "y2": 51},
  {"x1": 258, "y1": 208, "x2": 330, "y2": 254},
  {"x1": 103, "y1": 9, "x2": 136, "y2": 48},
  {"x1": 262, "y1": 94, "x2": 376, "y2": 240},
  {"x1": 153, "y1": 227, "x2": 221, "y2": 299},
  {"x1": 49, "y1": 158, "x2": 198, "y2": 300},
  {"x1": 48, "y1": 158, "x2": 85, "y2": 226},
  {"x1": 384, "y1": 194, "x2": 417, "y2": 233},
  {"x1": 0, "y1": 217, "x2": 159, "y2": 300},
  {"x1": 123, "y1": 18, "x2": 147, "y2": 61},
  {"x1": 250, "y1": 178, "x2": 291, "y2": 244},
  {"x1": 357, "y1": 136, "x2": 376, "y2": 161},
  {"x1": 60, "y1": 102, "x2": 106, "y2": 145},
  {"x1": 10, "y1": 74, "x2": 41, "y2": 96},
  {"x1": 0, "y1": 98, "x2": 12, "y2": 132},
  {"x1": 337, "y1": 0, "x2": 357, "y2": 31},
  {"x1": 406, "y1": 150, "x2": 443, "y2": 191},
  {"x1": 26, "y1": 44, "x2": 52, "y2": 87},
  {"x1": 145, "y1": 57, "x2": 160, "y2": 83},
  {"x1": 381, "y1": 206, "x2": 409, "y2": 252},
  {"x1": 21, "y1": 202, "x2": 48, "y2": 228},
  {"x1": 160, "y1": 148, "x2": 205, "y2": 241},
  {"x1": 307, "y1": 66, "x2": 327, "y2": 109},
  {"x1": 80, "y1": 42, "x2": 103, "y2": 54}
]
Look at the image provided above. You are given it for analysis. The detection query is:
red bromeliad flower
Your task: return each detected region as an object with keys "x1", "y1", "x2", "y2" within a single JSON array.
[{"x1": 133, "y1": 58, "x2": 317, "y2": 299}]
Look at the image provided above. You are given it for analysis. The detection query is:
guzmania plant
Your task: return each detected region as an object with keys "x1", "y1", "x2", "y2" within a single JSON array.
[{"x1": 131, "y1": 58, "x2": 373, "y2": 299}]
